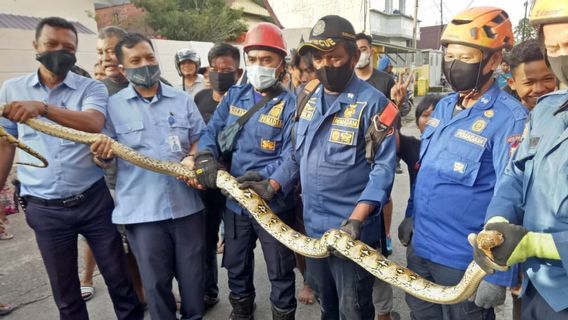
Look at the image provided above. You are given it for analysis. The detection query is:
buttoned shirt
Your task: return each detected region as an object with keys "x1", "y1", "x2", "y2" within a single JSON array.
[
  {"x1": 0, "y1": 71, "x2": 108, "y2": 199},
  {"x1": 486, "y1": 90, "x2": 568, "y2": 311},
  {"x1": 412, "y1": 83, "x2": 527, "y2": 286},
  {"x1": 105, "y1": 83, "x2": 205, "y2": 224}
]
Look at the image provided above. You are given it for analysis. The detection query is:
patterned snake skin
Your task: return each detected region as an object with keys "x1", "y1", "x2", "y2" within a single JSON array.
[{"x1": 0, "y1": 104, "x2": 503, "y2": 304}]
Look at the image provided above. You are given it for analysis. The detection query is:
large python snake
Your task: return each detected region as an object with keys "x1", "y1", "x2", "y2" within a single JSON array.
[{"x1": 0, "y1": 104, "x2": 504, "y2": 304}]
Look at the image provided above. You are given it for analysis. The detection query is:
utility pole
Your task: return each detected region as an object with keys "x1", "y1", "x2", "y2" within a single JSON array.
[
  {"x1": 412, "y1": 0, "x2": 419, "y2": 66},
  {"x1": 439, "y1": 0, "x2": 443, "y2": 48},
  {"x1": 522, "y1": 0, "x2": 528, "y2": 41}
]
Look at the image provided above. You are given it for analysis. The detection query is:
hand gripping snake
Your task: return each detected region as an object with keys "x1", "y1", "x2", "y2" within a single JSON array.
[{"x1": 0, "y1": 104, "x2": 505, "y2": 304}]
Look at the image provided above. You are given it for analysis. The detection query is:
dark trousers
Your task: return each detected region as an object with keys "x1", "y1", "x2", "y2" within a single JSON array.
[
  {"x1": 405, "y1": 246, "x2": 495, "y2": 320},
  {"x1": 126, "y1": 212, "x2": 206, "y2": 320},
  {"x1": 200, "y1": 189, "x2": 224, "y2": 299},
  {"x1": 521, "y1": 282, "x2": 568, "y2": 320},
  {"x1": 306, "y1": 247, "x2": 376, "y2": 320},
  {"x1": 222, "y1": 208, "x2": 296, "y2": 310},
  {"x1": 25, "y1": 186, "x2": 142, "y2": 320}
]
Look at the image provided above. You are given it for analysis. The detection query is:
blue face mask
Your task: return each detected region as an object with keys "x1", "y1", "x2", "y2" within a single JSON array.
[
  {"x1": 246, "y1": 64, "x2": 278, "y2": 91},
  {"x1": 124, "y1": 64, "x2": 161, "y2": 88}
]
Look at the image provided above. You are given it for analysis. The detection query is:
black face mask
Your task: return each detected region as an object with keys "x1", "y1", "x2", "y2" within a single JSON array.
[
  {"x1": 442, "y1": 58, "x2": 493, "y2": 93},
  {"x1": 316, "y1": 60, "x2": 354, "y2": 92},
  {"x1": 36, "y1": 50, "x2": 77, "y2": 76},
  {"x1": 209, "y1": 71, "x2": 237, "y2": 93},
  {"x1": 548, "y1": 55, "x2": 568, "y2": 87},
  {"x1": 124, "y1": 64, "x2": 161, "y2": 88}
]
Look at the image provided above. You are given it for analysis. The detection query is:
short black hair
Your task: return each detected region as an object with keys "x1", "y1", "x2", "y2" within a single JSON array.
[
  {"x1": 340, "y1": 40, "x2": 358, "y2": 56},
  {"x1": 35, "y1": 17, "x2": 78, "y2": 43},
  {"x1": 355, "y1": 33, "x2": 373, "y2": 46},
  {"x1": 290, "y1": 48, "x2": 315, "y2": 71},
  {"x1": 208, "y1": 43, "x2": 241, "y2": 68},
  {"x1": 114, "y1": 33, "x2": 154, "y2": 64},
  {"x1": 507, "y1": 39, "x2": 544, "y2": 72},
  {"x1": 415, "y1": 94, "x2": 443, "y2": 126},
  {"x1": 98, "y1": 26, "x2": 127, "y2": 40}
]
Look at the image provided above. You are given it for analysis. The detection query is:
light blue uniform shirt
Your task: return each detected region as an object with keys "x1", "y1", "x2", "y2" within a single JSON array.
[
  {"x1": 486, "y1": 90, "x2": 568, "y2": 312},
  {"x1": 0, "y1": 71, "x2": 108, "y2": 199},
  {"x1": 412, "y1": 83, "x2": 527, "y2": 286},
  {"x1": 105, "y1": 83, "x2": 205, "y2": 224}
]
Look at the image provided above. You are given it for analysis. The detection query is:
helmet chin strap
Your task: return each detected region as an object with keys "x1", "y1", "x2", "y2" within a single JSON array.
[{"x1": 461, "y1": 53, "x2": 495, "y2": 102}]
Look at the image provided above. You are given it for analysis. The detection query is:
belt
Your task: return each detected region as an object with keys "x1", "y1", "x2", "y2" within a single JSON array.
[{"x1": 23, "y1": 178, "x2": 106, "y2": 208}]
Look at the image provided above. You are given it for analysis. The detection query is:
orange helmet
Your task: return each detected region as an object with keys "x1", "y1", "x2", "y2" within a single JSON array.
[
  {"x1": 530, "y1": 0, "x2": 568, "y2": 26},
  {"x1": 441, "y1": 7, "x2": 514, "y2": 51},
  {"x1": 243, "y1": 23, "x2": 287, "y2": 56}
]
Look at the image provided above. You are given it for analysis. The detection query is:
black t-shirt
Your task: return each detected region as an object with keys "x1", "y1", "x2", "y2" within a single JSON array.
[
  {"x1": 102, "y1": 78, "x2": 129, "y2": 96},
  {"x1": 194, "y1": 89, "x2": 219, "y2": 124},
  {"x1": 366, "y1": 69, "x2": 396, "y2": 99},
  {"x1": 398, "y1": 134, "x2": 420, "y2": 188}
]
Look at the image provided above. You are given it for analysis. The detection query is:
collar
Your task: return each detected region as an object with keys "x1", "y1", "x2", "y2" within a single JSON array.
[
  {"x1": 464, "y1": 82, "x2": 501, "y2": 111},
  {"x1": 124, "y1": 82, "x2": 170, "y2": 101},
  {"x1": 314, "y1": 75, "x2": 362, "y2": 105},
  {"x1": 240, "y1": 83, "x2": 285, "y2": 103},
  {"x1": 29, "y1": 69, "x2": 78, "y2": 90}
]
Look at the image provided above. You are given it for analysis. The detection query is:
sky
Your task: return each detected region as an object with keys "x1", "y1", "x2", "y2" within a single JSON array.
[{"x1": 371, "y1": 0, "x2": 532, "y2": 28}]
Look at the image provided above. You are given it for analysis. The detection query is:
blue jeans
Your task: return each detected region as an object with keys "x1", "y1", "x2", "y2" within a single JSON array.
[
  {"x1": 405, "y1": 246, "x2": 495, "y2": 320},
  {"x1": 306, "y1": 250, "x2": 376, "y2": 320}
]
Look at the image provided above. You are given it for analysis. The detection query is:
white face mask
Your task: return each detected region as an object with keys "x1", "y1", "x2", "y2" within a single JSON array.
[
  {"x1": 356, "y1": 51, "x2": 371, "y2": 69},
  {"x1": 247, "y1": 64, "x2": 278, "y2": 91}
]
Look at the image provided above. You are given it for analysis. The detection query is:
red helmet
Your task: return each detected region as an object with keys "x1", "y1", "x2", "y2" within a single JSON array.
[{"x1": 243, "y1": 23, "x2": 287, "y2": 56}]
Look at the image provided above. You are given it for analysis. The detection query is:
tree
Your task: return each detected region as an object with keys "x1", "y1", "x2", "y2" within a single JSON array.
[
  {"x1": 514, "y1": 17, "x2": 537, "y2": 43},
  {"x1": 132, "y1": 0, "x2": 247, "y2": 42}
]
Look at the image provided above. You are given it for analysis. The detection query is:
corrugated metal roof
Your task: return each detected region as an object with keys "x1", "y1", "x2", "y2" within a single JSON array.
[{"x1": 0, "y1": 13, "x2": 96, "y2": 35}]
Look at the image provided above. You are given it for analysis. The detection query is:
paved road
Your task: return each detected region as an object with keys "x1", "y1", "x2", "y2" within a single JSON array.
[{"x1": 0, "y1": 112, "x2": 513, "y2": 319}]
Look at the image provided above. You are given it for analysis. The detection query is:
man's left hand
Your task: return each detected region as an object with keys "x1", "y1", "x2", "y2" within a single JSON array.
[
  {"x1": 2, "y1": 101, "x2": 43, "y2": 123},
  {"x1": 469, "y1": 280, "x2": 506, "y2": 309},
  {"x1": 390, "y1": 72, "x2": 414, "y2": 106},
  {"x1": 237, "y1": 171, "x2": 277, "y2": 202}
]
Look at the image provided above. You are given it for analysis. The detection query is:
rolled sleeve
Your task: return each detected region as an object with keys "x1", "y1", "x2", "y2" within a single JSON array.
[
  {"x1": 358, "y1": 131, "x2": 396, "y2": 210},
  {"x1": 82, "y1": 81, "x2": 109, "y2": 116}
]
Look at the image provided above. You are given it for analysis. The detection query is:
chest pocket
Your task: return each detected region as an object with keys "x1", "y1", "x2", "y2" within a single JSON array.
[
  {"x1": 323, "y1": 127, "x2": 359, "y2": 165},
  {"x1": 512, "y1": 145, "x2": 536, "y2": 206},
  {"x1": 254, "y1": 123, "x2": 283, "y2": 155},
  {"x1": 168, "y1": 118, "x2": 191, "y2": 154},
  {"x1": 436, "y1": 134, "x2": 485, "y2": 187},
  {"x1": 418, "y1": 127, "x2": 436, "y2": 162},
  {"x1": 115, "y1": 121, "x2": 145, "y2": 149},
  {"x1": 553, "y1": 159, "x2": 568, "y2": 219}
]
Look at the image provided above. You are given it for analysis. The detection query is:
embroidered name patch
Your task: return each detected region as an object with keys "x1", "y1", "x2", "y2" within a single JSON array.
[
  {"x1": 230, "y1": 106, "x2": 246, "y2": 116},
  {"x1": 260, "y1": 139, "x2": 276, "y2": 151},
  {"x1": 454, "y1": 129, "x2": 487, "y2": 147},
  {"x1": 329, "y1": 128, "x2": 354, "y2": 145},
  {"x1": 259, "y1": 114, "x2": 283, "y2": 128},
  {"x1": 332, "y1": 117, "x2": 359, "y2": 128}
]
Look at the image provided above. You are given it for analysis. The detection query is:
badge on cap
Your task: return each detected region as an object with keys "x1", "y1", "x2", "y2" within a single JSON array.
[{"x1": 313, "y1": 20, "x2": 326, "y2": 36}]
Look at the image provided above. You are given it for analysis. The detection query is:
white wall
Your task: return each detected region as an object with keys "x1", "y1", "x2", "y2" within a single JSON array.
[
  {"x1": 0, "y1": 0, "x2": 99, "y2": 85},
  {"x1": 268, "y1": 0, "x2": 368, "y2": 32}
]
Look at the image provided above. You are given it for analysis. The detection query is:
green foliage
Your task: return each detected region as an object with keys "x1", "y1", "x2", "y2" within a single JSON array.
[
  {"x1": 132, "y1": 0, "x2": 248, "y2": 42},
  {"x1": 514, "y1": 18, "x2": 537, "y2": 43}
]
